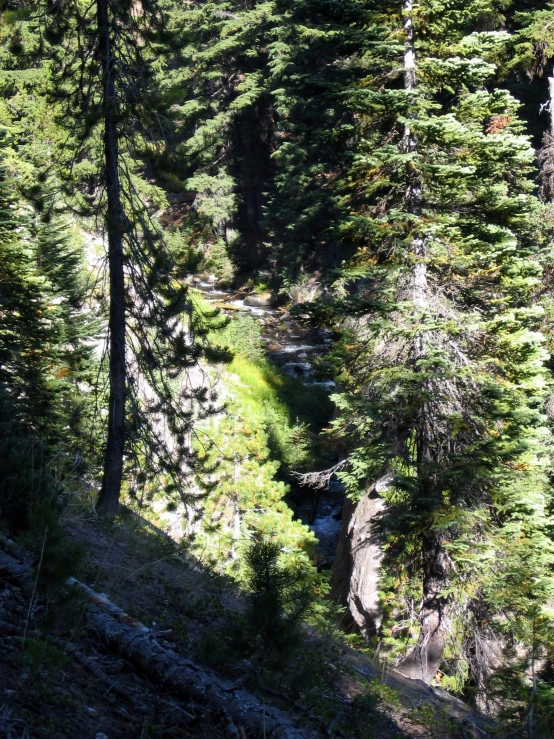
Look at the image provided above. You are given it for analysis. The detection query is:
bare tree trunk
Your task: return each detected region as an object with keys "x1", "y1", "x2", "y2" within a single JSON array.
[{"x1": 95, "y1": 0, "x2": 127, "y2": 518}]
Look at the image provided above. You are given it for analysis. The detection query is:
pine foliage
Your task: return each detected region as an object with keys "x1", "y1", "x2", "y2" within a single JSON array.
[
  {"x1": 323, "y1": 0, "x2": 554, "y2": 695},
  {"x1": 2, "y1": 0, "x2": 554, "y2": 721}
]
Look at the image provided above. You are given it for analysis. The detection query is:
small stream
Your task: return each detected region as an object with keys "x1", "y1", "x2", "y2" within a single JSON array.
[{"x1": 198, "y1": 282, "x2": 344, "y2": 564}]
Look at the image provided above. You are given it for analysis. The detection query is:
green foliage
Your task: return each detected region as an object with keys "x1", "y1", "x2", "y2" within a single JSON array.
[
  {"x1": 152, "y1": 0, "x2": 375, "y2": 279},
  {"x1": 193, "y1": 306, "x2": 332, "y2": 573},
  {"x1": 407, "y1": 704, "x2": 465, "y2": 738},
  {"x1": 3, "y1": 0, "x2": 554, "y2": 720},
  {"x1": 0, "y1": 386, "x2": 61, "y2": 532},
  {"x1": 204, "y1": 238, "x2": 235, "y2": 283},
  {"x1": 217, "y1": 313, "x2": 265, "y2": 363},
  {"x1": 0, "y1": 128, "x2": 96, "y2": 542},
  {"x1": 485, "y1": 604, "x2": 554, "y2": 738},
  {"x1": 197, "y1": 538, "x2": 319, "y2": 671},
  {"x1": 193, "y1": 393, "x2": 317, "y2": 572},
  {"x1": 241, "y1": 539, "x2": 316, "y2": 655},
  {"x1": 165, "y1": 228, "x2": 204, "y2": 277},
  {"x1": 0, "y1": 384, "x2": 86, "y2": 591},
  {"x1": 296, "y1": 0, "x2": 554, "y2": 697},
  {"x1": 488, "y1": 665, "x2": 554, "y2": 738}
]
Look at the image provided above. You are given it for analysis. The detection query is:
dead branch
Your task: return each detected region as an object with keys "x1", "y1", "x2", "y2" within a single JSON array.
[{"x1": 291, "y1": 460, "x2": 349, "y2": 490}]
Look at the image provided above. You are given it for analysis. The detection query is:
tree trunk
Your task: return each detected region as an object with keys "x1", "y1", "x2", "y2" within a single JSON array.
[
  {"x1": 95, "y1": 0, "x2": 127, "y2": 518},
  {"x1": 548, "y1": 71, "x2": 554, "y2": 138},
  {"x1": 396, "y1": 532, "x2": 449, "y2": 683}
]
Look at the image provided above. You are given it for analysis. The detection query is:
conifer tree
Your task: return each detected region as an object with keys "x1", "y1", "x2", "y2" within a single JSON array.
[
  {"x1": 0, "y1": 128, "x2": 99, "y2": 533},
  {"x1": 327, "y1": 0, "x2": 554, "y2": 687},
  {"x1": 0, "y1": 130, "x2": 50, "y2": 430},
  {"x1": 35, "y1": 0, "x2": 221, "y2": 516},
  {"x1": 156, "y1": 0, "x2": 371, "y2": 283}
]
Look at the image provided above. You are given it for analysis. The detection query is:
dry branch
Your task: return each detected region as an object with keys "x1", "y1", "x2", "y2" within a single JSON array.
[{"x1": 291, "y1": 460, "x2": 349, "y2": 490}]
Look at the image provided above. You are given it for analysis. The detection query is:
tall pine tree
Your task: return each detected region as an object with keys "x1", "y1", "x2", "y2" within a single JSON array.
[
  {"x1": 326, "y1": 0, "x2": 554, "y2": 688},
  {"x1": 36, "y1": 0, "x2": 222, "y2": 515}
]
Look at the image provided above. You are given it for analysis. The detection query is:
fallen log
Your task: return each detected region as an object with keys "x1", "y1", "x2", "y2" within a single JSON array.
[
  {"x1": 1, "y1": 540, "x2": 316, "y2": 738},
  {"x1": 69, "y1": 578, "x2": 317, "y2": 739}
]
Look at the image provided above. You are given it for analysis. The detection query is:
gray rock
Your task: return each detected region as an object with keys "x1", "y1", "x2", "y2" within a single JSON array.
[
  {"x1": 244, "y1": 291, "x2": 278, "y2": 307},
  {"x1": 330, "y1": 472, "x2": 393, "y2": 639}
]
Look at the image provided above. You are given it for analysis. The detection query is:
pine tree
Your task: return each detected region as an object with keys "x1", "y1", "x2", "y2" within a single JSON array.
[
  {"x1": 0, "y1": 129, "x2": 50, "y2": 431},
  {"x1": 33, "y1": 0, "x2": 222, "y2": 516},
  {"x1": 155, "y1": 0, "x2": 372, "y2": 284},
  {"x1": 242, "y1": 539, "x2": 315, "y2": 658},
  {"x1": 326, "y1": 0, "x2": 554, "y2": 688},
  {"x1": 0, "y1": 129, "x2": 97, "y2": 533},
  {"x1": 34, "y1": 211, "x2": 101, "y2": 458}
]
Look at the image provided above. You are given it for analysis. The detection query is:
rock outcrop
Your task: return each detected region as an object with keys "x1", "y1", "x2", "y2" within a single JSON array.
[
  {"x1": 330, "y1": 473, "x2": 392, "y2": 638},
  {"x1": 244, "y1": 291, "x2": 278, "y2": 307}
]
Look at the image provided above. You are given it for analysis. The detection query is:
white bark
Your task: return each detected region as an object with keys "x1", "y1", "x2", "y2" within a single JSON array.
[{"x1": 404, "y1": 0, "x2": 417, "y2": 94}]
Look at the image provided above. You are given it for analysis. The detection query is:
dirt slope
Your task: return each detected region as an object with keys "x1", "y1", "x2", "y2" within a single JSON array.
[{"x1": 0, "y1": 507, "x2": 495, "y2": 739}]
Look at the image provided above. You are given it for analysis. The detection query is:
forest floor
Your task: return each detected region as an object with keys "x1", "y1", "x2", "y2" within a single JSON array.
[{"x1": 0, "y1": 502, "x2": 497, "y2": 739}]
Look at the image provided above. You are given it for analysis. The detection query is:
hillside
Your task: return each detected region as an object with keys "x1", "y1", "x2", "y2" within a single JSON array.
[
  {"x1": 0, "y1": 509, "x2": 494, "y2": 739},
  {"x1": 2, "y1": 0, "x2": 554, "y2": 735}
]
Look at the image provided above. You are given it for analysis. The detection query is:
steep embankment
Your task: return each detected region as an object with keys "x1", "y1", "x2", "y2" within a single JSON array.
[
  {"x1": 191, "y1": 284, "x2": 343, "y2": 564},
  {"x1": 0, "y1": 510, "x2": 495, "y2": 739}
]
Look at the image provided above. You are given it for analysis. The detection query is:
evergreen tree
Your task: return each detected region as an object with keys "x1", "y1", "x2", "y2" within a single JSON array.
[
  {"x1": 0, "y1": 129, "x2": 50, "y2": 431},
  {"x1": 242, "y1": 539, "x2": 315, "y2": 657},
  {"x1": 155, "y1": 0, "x2": 372, "y2": 284},
  {"x1": 0, "y1": 129, "x2": 97, "y2": 535},
  {"x1": 32, "y1": 0, "x2": 223, "y2": 515},
  {"x1": 325, "y1": 0, "x2": 554, "y2": 688}
]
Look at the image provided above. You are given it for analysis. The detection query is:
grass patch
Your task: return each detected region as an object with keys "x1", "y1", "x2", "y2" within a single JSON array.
[{"x1": 226, "y1": 353, "x2": 332, "y2": 431}]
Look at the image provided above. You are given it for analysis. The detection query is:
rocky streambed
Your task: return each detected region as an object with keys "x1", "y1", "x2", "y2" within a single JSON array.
[{"x1": 196, "y1": 281, "x2": 345, "y2": 564}]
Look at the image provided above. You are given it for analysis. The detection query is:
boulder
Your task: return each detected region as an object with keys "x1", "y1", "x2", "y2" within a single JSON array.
[
  {"x1": 195, "y1": 282, "x2": 215, "y2": 292},
  {"x1": 244, "y1": 291, "x2": 278, "y2": 307},
  {"x1": 330, "y1": 472, "x2": 393, "y2": 639}
]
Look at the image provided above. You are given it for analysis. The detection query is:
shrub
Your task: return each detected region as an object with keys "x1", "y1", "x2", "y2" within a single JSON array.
[
  {"x1": 0, "y1": 385, "x2": 85, "y2": 592},
  {"x1": 241, "y1": 539, "x2": 315, "y2": 657},
  {"x1": 0, "y1": 386, "x2": 62, "y2": 532},
  {"x1": 219, "y1": 313, "x2": 265, "y2": 363}
]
